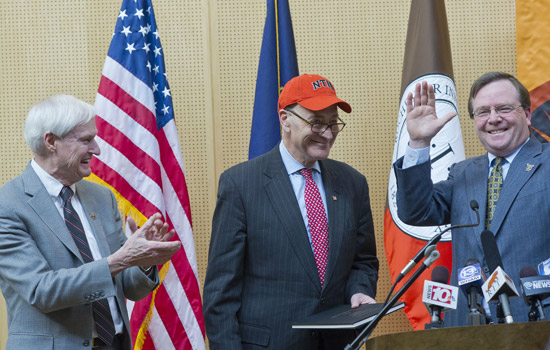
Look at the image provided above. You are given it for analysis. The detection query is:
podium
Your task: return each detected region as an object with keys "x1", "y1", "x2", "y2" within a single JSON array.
[{"x1": 365, "y1": 321, "x2": 550, "y2": 350}]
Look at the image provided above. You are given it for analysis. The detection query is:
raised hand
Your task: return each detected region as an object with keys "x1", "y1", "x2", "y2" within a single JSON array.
[
  {"x1": 406, "y1": 81, "x2": 456, "y2": 149},
  {"x1": 108, "y1": 213, "x2": 181, "y2": 276}
]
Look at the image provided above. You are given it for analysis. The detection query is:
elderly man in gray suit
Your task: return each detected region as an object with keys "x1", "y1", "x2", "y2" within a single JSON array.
[
  {"x1": 394, "y1": 72, "x2": 550, "y2": 327},
  {"x1": 0, "y1": 95, "x2": 181, "y2": 349},
  {"x1": 203, "y1": 74, "x2": 379, "y2": 349}
]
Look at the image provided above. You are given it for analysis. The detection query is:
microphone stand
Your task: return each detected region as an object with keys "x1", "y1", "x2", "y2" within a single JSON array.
[
  {"x1": 344, "y1": 247, "x2": 440, "y2": 350},
  {"x1": 528, "y1": 303, "x2": 541, "y2": 322},
  {"x1": 395, "y1": 201, "x2": 480, "y2": 284}
]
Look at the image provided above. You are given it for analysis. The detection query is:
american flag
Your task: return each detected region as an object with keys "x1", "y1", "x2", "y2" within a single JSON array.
[{"x1": 89, "y1": 0, "x2": 205, "y2": 348}]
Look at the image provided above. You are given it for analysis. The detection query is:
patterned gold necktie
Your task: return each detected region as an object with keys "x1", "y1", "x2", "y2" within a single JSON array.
[{"x1": 485, "y1": 157, "x2": 504, "y2": 229}]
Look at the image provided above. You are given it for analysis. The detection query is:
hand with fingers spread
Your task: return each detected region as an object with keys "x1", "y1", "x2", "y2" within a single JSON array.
[
  {"x1": 406, "y1": 81, "x2": 457, "y2": 149},
  {"x1": 107, "y1": 212, "x2": 181, "y2": 276}
]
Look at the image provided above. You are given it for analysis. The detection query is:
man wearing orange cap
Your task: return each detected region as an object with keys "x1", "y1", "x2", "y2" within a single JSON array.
[{"x1": 203, "y1": 74, "x2": 379, "y2": 349}]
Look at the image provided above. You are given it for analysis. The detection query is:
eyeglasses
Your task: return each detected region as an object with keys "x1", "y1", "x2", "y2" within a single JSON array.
[
  {"x1": 285, "y1": 109, "x2": 346, "y2": 134},
  {"x1": 472, "y1": 104, "x2": 523, "y2": 119}
]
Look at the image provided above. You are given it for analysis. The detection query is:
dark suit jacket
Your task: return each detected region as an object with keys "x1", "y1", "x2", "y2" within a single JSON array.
[
  {"x1": 0, "y1": 164, "x2": 158, "y2": 350},
  {"x1": 394, "y1": 137, "x2": 550, "y2": 327},
  {"x1": 203, "y1": 146, "x2": 379, "y2": 349}
]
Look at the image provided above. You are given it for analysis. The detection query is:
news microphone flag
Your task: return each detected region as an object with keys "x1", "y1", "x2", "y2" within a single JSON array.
[
  {"x1": 384, "y1": 0, "x2": 465, "y2": 330},
  {"x1": 539, "y1": 258, "x2": 550, "y2": 276},
  {"x1": 482, "y1": 266, "x2": 519, "y2": 302},
  {"x1": 519, "y1": 272, "x2": 550, "y2": 305},
  {"x1": 516, "y1": 0, "x2": 550, "y2": 143},
  {"x1": 422, "y1": 280, "x2": 458, "y2": 312},
  {"x1": 458, "y1": 262, "x2": 486, "y2": 289},
  {"x1": 89, "y1": 0, "x2": 205, "y2": 349},
  {"x1": 249, "y1": 0, "x2": 299, "y2": 159}
]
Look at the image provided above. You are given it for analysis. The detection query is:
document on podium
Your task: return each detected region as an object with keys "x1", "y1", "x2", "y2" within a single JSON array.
[{"x1": 292, "y1": 302, "x2": 405, "y2": 329}]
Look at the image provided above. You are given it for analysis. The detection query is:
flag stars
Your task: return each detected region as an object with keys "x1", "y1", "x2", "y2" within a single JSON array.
[
  {"x1": 118, "y1": 9, "x2": 128, "y2": 20},
  {"x1": 125, "y1": 43, "x2": 137, "y2": 54},
  {"x1": 138, "y1": 25, "x2": 149, "y2": 36},
  {"x1": 146, "y1": 6, "x2": 152, "y2": 14},
  {"x1": 152, "y1": 82, "x2": 159, "y2": 92},
  {"x1": 153, "y1": 65, "x2": 160, "y2": 74},
  {"x1": 153, "y1": 30, "x2": 159, "y2": 39},
  {"x1": 142, "y1": 42, "x2": 151, "y2": 53},
  {"x1": 162, "y1": 87, "x2": 171, "y2": 97},
  {"x1": 154, "y1": 46, "x2": 162, "y2": 57},
  {"x1": 146, "y1": 61, "x2": 152, "y2": 72},
  {"x1": 121, "y1": 26, "x2": 132, "y2": 37},
  {"x1": 161, "y1": 105, "x2": 170, "y2": 115},
  {"x1": 134, "y1": 8, "x2": 145, "y2": 19}
]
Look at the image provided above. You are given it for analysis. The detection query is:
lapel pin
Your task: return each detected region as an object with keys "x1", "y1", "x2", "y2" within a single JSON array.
[
  {"x1": 526, "y1": 163, "x2": 534, "y2": 172},
  {"x1": 332, "y1": 195, "x2": 337, "y2": 201},
  {"x1": 90, "y1": 212, "x2": 96, "y2": 220}
]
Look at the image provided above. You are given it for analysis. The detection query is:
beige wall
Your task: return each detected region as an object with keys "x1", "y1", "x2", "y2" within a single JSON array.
[{"x1": 0, "y1": 0, "x2": 516, "y2": 348}]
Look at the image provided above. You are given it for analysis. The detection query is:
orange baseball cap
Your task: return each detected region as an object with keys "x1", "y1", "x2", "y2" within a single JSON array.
[{"x1": 278, "y1": 74, "x2": 352, "y2": 113}]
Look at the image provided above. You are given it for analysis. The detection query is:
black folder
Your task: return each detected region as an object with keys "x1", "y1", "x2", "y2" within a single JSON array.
[{"x1": 292, "y1": 302, "x2": 405, "y2": 329}]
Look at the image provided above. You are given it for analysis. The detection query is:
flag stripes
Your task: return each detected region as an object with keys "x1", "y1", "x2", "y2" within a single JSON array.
[{"x1": 91, "y1": 0, "x2": 204, "y2": 348}]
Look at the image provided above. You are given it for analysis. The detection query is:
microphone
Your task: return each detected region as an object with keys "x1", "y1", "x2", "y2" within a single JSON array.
[
  {"x1": 457, "y1": 258, "x2": 487, "y2": 325},
  {"x1": 396, "y1": 200, "x2": 480, "y2": 284},
  {"x1": 519, "y1": 265, "x2": 550, "y2": 321},
  {"x1": 423, "y1": 265, "x2": 458, "y2": 329},
  {"x1": 480, "y1": 230, "x2": 519, "y2": 324}
]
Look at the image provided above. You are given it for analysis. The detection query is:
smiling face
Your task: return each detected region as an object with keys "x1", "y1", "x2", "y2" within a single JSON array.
[
  {"x1": 472, "y1": 79, "x2": 531, "y2": 157},
  {"x1": 280, "y1": 104, "x2": 339, "y2": 167},
  {"x1": 46, "y1": 119, "x2": 101, "y2": 185}
]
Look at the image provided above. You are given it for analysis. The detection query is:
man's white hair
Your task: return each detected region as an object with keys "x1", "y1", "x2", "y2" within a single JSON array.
[{"x1": 24, "y1": 94, "x2": 95, "y2": 155}]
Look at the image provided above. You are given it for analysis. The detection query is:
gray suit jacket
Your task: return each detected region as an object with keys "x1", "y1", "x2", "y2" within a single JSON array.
[
  {"x1": 203, "y1": 146, "x2": 379, "y2": 349},
  {"x1": 0, "y1": 164, "x2": 158, "y2": 350},
  {"x1": 394, "y1": 136, "x2": 550, "y2": 327}
]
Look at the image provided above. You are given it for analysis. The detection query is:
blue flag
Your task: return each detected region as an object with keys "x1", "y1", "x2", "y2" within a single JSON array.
[{"x1": 249, "y1": 0, "x2": 299, "y2": 159}]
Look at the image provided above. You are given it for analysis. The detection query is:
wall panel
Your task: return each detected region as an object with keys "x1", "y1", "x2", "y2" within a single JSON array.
[{"x1": 0, "y1": 0, "x2": 517, "y2": 348}]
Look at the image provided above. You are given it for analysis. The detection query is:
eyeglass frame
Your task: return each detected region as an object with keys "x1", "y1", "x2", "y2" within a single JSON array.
[
  {"x1": 471, "y1": 104, "x2": 524, "y2": 120},
  {"x1": 284, "y1": 109, "x2": 346, "y2": 134}
]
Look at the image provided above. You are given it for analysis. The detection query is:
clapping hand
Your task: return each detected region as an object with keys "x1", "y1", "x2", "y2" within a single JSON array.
[{"x1": 108, "y1": 213, "x2": 181, "y2": 276}]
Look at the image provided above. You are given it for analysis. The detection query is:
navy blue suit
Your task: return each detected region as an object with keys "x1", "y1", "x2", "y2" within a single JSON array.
[{"x1": 203, "y1": 146, "x2": 379, "y2": 349}]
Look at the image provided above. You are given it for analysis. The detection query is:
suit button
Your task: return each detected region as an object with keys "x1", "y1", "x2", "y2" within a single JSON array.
[
  {"x1": 311, "y1": 331, "x2": 317, "y2": 336},
  {"x1": 83, "y1": 340, "x2": 90, "y2": 346},
  {"x1": 320, "y1": 298, "x2": 325, "y2": 305}
]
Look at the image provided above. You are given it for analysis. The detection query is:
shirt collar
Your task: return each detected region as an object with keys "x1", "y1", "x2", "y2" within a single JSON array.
[
  {"x1": 487, "y1": 137, "x2": 529, "y2": 166},
  {"x1": 279, "y1": 142, "x2": 322, "y2": 175},
  {"x1": 31, "y1": 159, "x2": 77, "y2": 198}
]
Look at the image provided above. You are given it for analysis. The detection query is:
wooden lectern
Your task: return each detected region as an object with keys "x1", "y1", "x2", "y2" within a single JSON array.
[{"x1": 365, "y1": 321, "x2": 550, "y2": 350}]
